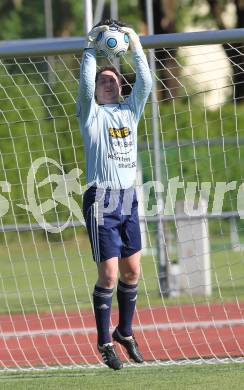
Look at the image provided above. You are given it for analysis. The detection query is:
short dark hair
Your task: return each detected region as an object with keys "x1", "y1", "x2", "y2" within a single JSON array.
[
  {"x1": 95, "y1": 65, "x2": 122, "y2": 86},
  {"x1": 93, "y1": 18, "x2": 127, "y2": 29}
]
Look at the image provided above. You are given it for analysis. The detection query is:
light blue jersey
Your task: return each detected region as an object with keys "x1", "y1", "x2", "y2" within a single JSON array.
[{"x1": 77, "y1": 47, "x2": 152, "y2": 189}]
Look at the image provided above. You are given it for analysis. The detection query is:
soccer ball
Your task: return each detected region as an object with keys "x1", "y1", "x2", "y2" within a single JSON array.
[{"x1": 95, "y1": 25, "x2": 129, "y2": 58}]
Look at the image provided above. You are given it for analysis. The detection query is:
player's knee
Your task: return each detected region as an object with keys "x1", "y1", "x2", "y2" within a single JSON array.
[
  {"x1": 121, "y1": 268, "x2": 140, "y2": 284},
  {"x1": 97, "y1": 271, "x2": 117, "y2": 289}
]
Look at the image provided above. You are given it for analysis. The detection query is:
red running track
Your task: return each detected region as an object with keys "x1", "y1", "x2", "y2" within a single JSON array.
[{"x1": 1, "y1": 302, "x2": 244, "y2": 368}]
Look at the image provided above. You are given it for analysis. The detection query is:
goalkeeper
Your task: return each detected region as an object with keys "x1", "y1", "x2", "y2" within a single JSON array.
[{"x1": 77, "y1": 19, "x2": 152, "y2": 370}]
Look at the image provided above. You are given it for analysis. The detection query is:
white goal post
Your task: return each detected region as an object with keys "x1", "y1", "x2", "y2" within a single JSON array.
[{"x1": 1, "y1": 28, "x2": 244, "y2": 371}]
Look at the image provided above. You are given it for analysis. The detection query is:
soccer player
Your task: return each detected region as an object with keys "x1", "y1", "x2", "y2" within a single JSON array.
[{"x1": 77, "y1": 19, "x2": 152, "y2": 370}]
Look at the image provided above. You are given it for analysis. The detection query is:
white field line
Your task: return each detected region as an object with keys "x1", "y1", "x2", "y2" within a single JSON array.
[{"x1": 1, "y1": 318, "x2": 244, "y2": 340}]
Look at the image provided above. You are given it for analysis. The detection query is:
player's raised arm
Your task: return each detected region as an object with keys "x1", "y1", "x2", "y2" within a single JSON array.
[
  {"x1": 76, "y1": 25, "x2": 109, "y2": 125},
  {"x1": 121, "y1": 26, "x2": 152, "y2": 122}
]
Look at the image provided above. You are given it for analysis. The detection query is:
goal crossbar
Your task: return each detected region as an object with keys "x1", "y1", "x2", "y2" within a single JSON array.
[{"x1": 1, "y1": 28, "x2": 244, "y2": 57}]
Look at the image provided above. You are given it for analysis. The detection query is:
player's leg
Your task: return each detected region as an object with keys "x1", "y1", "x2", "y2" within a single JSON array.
[
  {"x1": 112, "y1": 188, "x2": 144, "y2": 362},
  {"x1": 116, "y1": 188, "x2": 141, "y2": 336},
  {"x1": 117, "y1": 250, "x2": 141, "y2": 336},
  {"x1": 94, "y1": 257, "x2": 123, "y2": 370},
  {"x1": 83, "y1": 186, "x2": 123, "y2": 369},
  {"x1": 113, "y1": 251, "x2": 144, "y2": 363},
  {"x1": 83, "y1": 185, "x2": 119, "y2": 347},
  {"x1": 94, "y1": 257, "x2": 118, "y2": 347}
]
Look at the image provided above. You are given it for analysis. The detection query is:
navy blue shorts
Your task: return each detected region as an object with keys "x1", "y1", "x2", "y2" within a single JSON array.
[{"x1": 82, "y1": 186, "x2": 141, "y2": 263}]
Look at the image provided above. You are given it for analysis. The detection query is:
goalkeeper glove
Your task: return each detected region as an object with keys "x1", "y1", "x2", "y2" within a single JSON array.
[
  {"x1": 120, "y1": 27, "x2": 142, "y2": 52},
  {"x1": 86, "y1": 25, "x2": 109, "y2": 48}
]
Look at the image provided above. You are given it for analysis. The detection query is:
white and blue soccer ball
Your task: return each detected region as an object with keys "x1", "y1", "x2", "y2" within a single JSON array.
[{"x1": 95, "y1": 25, "x2": 129, "y2": 58}]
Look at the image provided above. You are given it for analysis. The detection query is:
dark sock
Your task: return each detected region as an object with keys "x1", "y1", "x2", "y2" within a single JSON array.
[
  {"x1": 117, "y1": 279, "x2": 138, "y2": 337},
  {"x1": 93, "y1": 285, "x2": 113, "y2": 346}
]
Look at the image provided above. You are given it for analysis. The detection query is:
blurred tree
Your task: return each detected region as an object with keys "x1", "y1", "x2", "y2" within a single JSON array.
[
  {"x1": 139, "y1": 0, "x2": 244, "y2": 102},
  {"x1": 205, "y1": 0, "x2": 244, "y2": 102},
  {"x1": 0, "y1": 0, "x2": 143, "y2": 41},
  {"x1": 51, "y1": 0, "x2": 83, "y2": 37},
  {"x1": 0, "y1": 0, "x2": 84, "y2": 40},
  {"x1": 0, "y1": 0, "x2": 22, "y2": 40},
  {"x1": 139, "y1": 0, "x2": 180, "y2": 100}
]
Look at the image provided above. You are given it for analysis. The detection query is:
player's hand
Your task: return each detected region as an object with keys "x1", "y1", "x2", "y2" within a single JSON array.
[
  {"x1": 86, "y1": 25, "x2": 109, "y2": 48},
  {"x1": 120, "y1": 27, "x2": 142, "y2": 51}
]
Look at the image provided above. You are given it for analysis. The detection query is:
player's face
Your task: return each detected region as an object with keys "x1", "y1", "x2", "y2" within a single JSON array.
[{"x1": 95, "y1": 70, "x2": 121, "y2": 104}]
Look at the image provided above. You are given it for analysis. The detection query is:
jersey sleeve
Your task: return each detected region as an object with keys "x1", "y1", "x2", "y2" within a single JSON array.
[
  {"x1": 76, "y1": 48, "x2": 97, "y2": 129},
  {"x1": 124, "y1": 48, "x2": 152, "y2": 123}
]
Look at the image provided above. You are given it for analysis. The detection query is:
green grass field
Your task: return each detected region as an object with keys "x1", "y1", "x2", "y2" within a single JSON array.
[
  {"x1": 1, "y1": 229, "x2": 244, "y2": 314},
  {"x1": 0, "y1": 364, "x2": 244, "y2": 390}
]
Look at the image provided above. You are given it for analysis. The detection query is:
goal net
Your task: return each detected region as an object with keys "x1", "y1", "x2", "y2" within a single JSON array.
[{"x1": 1, "y1": 30, "x2": 244, "y2": 371}]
